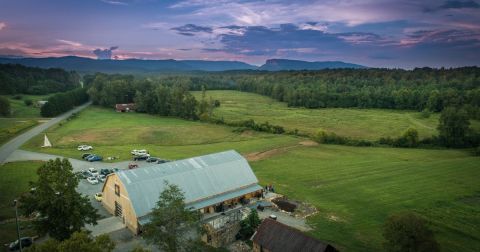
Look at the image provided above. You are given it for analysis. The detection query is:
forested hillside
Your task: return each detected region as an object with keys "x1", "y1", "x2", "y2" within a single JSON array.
[
  {"x1": 140, "y1": 67, "x2": 480, "y2": 119},
  {"x1": 0, "y1": 64, "x2": 80, "y2": 95}
]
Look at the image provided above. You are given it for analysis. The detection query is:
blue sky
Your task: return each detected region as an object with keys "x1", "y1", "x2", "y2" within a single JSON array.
[{"x1": 0, "y1": 0, "x2": 479, "y2": 68}]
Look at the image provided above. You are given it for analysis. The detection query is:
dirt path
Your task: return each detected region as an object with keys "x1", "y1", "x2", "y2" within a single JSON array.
[{"x1": 244, "y1": 140, "x2": 318, "y2": 161}]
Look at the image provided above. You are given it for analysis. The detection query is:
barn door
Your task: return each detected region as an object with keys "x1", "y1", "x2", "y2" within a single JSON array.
[{"x1": 114, "y1": 201, "x2": 123, "y2": 217}]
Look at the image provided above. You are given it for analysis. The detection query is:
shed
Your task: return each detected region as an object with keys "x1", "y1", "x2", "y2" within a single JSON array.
[
  {"x1": 252, "y1": 218, "x2": 338, "y2": 252},
  {"x1": 115, "y1": 103, "x2": 135, "y2": 112}
]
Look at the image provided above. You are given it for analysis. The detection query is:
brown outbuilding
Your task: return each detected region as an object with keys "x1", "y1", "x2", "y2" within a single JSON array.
[
  {"x1": 252, "y1": 218, "x2": 338, "y2": 252},
  {"x1": 115, "y1": 103, "x2": 135, "y2": 112}
]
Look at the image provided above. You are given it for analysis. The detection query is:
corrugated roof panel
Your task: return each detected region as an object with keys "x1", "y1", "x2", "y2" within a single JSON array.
[{"x1": 116, "y1": 150, "x2": 260, "y2": 218}]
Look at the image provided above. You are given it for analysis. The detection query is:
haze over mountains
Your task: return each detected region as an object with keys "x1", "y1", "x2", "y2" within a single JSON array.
[{"x1": 0, "y1": 56, "x2": 366, "y2": 73}]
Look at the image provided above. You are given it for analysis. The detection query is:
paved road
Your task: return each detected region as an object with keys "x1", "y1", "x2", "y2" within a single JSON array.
[{"x1": 0, "y1": 102, "x2": 92, "y2": 164}]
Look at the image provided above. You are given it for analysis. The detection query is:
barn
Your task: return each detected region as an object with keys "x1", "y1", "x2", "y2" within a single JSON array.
[
  {"x1": 101, "y1": 150, "x2": 263, "y2": 233},
  {"x1": 115, "y1": 103, "x2": 135, "y2": 112}
]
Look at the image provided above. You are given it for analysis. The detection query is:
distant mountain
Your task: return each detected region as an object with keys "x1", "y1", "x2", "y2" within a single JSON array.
[
  {"x1": 259, "y1": 59, "x2": 366, "y2": 71},
  {"x1": 0, "y1": 56, "x2": 366, "y2": 73},
  {"x1": 0, "y1": 56, "x2": 256, "y2": 73}
]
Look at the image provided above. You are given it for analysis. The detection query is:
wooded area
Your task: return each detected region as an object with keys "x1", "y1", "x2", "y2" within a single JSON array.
[{"x1": 0, "y1": 64, "x2": 80, "y2": 95}]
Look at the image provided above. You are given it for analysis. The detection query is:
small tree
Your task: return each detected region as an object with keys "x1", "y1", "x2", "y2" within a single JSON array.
[
  {"x1": 401, "y1": 128, "x2": 419, "y2": 147},
  {"x1": 238, "y1": 209, "x2": 261, "y2": 240},
  {"x1": 0, "y1": 96, "x2": 11, "y2": 116},
  {"x1": 24, "y1": 99, "x2": 33, "y2": 106},
  {"x1": 20, "y1": 158, "x2": 99, "y2": 240},
  {"x1": 438, "y1": 106, "x2": 470, "y2": 147},
  {"x1": 143, "y1": 182, "x2": 202, "y2": 252},
  {"x1": 383, "y1": 212, "x2": 439, "y2": 252}
]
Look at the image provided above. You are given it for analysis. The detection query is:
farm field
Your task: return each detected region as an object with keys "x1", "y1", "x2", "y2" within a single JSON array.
[
  {"x1": 194, "y1": 90, "x2": 480, "y2": 140},
  {"x1": 22, "y1": 106, "x2": 300, "y2": 161},
  {"x1": 0, "y1": 161, "x2": 42, "y2": 245},
  {"x1": 251, "y1": 145, "x2": 480, "y2": 252}
]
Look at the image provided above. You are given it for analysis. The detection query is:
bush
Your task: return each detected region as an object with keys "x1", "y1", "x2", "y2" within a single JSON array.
[
  {"x1": 24, "y1": 99, "x2": 33, "y2": 106},
  {"x1": 13, "y1": 94, "x2": 22, "y2": 100},
  {"x1": 420, "y1": 109, "x2": 431, "y2": 118},
  {"x1": 383, "y1": 212, "x2": 439, "y2": 252}
]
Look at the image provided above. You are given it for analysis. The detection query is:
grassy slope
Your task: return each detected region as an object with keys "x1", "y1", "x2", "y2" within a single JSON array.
[
  {"x1": 5, "y1": 94, "x2": 52, "y2": 118},
  {"x1": 194, "y1": 90, "x2": 480, "y2": 140},
  {"x1": 252, "y1": 145, "x2": 480, "y2": 252},
  {"x1": 0, "y1": 161, "x2": 42, "y2": 245},
  {"x1": 0, "y1": 118, "x2": 39, "y2": 146},
  {"x1": 22, "y1": 106, "x2": 299, "y2": 161}
]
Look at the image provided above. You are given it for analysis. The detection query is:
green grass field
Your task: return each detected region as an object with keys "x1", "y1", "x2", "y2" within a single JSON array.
[
  {"x1": 251, "y1": 145, "x2": 480, "y2": 252},
  {"x1": 0, "y1": 161, "x2": 42, "y2": 246},
  {"x1": 22, "y1": 106, "x2": 300, "y2": 161},
  {"x1": 194, "y1": 90, "x2": 480, "y2": 140},
  {"x1": 0, "y1": 118, "x2": 39, "y2": 146}
]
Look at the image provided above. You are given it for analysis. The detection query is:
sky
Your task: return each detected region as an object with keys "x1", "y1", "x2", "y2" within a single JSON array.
[{"x1": 0, "y1": 0, "x2": 479, "y2": 68}]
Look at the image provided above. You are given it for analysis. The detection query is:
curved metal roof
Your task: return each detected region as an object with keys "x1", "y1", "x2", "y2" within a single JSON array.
[{"x1": 115, "y1": 150, "x2": 260, "y2": 218}]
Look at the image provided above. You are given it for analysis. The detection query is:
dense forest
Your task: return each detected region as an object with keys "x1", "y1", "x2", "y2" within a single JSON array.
[
  {"x1": 40, "y1": 88, "x2": 89, "y2": 117},
  {"x1": 86, "y1": 74, "x2": 198, "y2": 120},
  {"x1": 0, "y1": 64, "x2": 80, "y2": 95},
  {"x1": 142, "y1": 67, "x2": 480, "y2": 119}
]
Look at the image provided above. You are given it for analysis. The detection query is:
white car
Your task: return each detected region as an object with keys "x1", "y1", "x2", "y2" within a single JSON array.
[
  {"x1": 131, "y1": 149, "x2": 148, "y2": 155},
  {"x1": 88, "y1": 167, "x2": 99, "y2": 177},
  {"x1": 97, "y1": 174, "x2": 106, "y2": 182},
  {"x1": 86, "y1": 177, "x2": 99, "y2": 185},
  {"x1": 77, "y1": 145, "x2": 93, "y2": 151}
]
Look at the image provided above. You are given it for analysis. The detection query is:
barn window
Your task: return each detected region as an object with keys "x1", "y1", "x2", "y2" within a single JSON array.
[{"x1": 115, "y1": 184, "x2": 120, "y2": 196}]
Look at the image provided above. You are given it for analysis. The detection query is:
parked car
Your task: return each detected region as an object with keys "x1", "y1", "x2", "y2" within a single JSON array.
[
  {"x1": 75, "y1": 171, "x2": 89, "y2": 179},
  {"x1": 88, "y1": 167, "x2": 99, "y2": 177},
  {"x1": 9, "y1": 237, "x2": 33, "y2": 251},
  {"x1": 87, "y1": 155, "x2": 103, "y2": 162},
  {"x1": 128, "y1": 163, "x2": 138, "y2": 169},
  {"x1": 82, "y1": 153, "x2": 93, "y2": 159},
  {"x1": 146, "y1": 157, "x2": 159, "y2": 163},
  {"x1": 97, "y1": 174, "x2": 106, "y2": 182},
  {"x1": 131, "y1": 149, "x2": 148, "y2": 155},
  {"x1": 83, "y1": 154, "x2": 95, "y2": 160},
  {"x1": 77, "y1": 145, "x2": 93, "y2": 151},
  {"x1": 94, "y1": 192, "x2": 103, "y2": 202},
  {"x1": 133, "y1": 154, "x2": 150, "y2": 161},
  {"x1": 100, "y1": 168, "x2": 113, "y2": 176},
  {"x1": 157, "y1": 159, "x2": 170, "y2": 164},
  {"x1": 87, "y1": 177, "x2": 99, "y2": 185}
]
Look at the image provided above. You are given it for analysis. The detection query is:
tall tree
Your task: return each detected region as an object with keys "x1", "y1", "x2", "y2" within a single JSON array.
[
  {"x1": 0, "y1": 96, "x2": 10, "y2": 116},
  {"x1": 143, "y1": 182, "x2": 202, "y2": 252},
  {"x1": 20, "y1": 158, "x2": 99, "y2": 240},
  {"x1": 383, "y1": 212, "x2": 439, "y2": 252},
  {"x1": 437, "y1": 106, "x2": 470, "y2": 147}
]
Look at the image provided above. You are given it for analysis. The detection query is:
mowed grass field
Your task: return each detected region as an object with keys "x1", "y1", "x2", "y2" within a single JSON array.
[
  {"x1": 251, "y1": 145, "x2": 480, "y2": 252},
  {"x1": 4, "y1": 94, "x2": 52, "y2": 118},
  {"x1": 194, "y1": 90, "x2": 480, "y2": 140},
  {"x1": 22, "y1": 106, "x2": 300, "y2": 161},
  {"x1": 0, "y1": 161, "x2": 42, "y2": 245}
]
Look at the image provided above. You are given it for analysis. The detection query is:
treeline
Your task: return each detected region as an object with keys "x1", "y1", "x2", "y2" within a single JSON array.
[
  {"x1": 142, "y1": 68, "x2": 480, "y2": 119},
  {"x1": 86, "y1": 74, "x2": 198, "y2": 120},
  {"x1": 0, "y1": 64, "x2": 80, "y2": 95},
  {"x1": 41, "y1": 88, "x2": 89, "y2": 117}
]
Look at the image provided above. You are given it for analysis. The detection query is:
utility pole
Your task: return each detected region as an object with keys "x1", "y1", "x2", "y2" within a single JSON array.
[{"x1": 14, "y1": 199, "x2": 22, "y2": 252}]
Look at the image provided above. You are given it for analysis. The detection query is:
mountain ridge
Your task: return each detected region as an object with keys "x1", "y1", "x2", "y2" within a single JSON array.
[{"x1": 0, "y1": 56, "x2": 366, "y2": 73}]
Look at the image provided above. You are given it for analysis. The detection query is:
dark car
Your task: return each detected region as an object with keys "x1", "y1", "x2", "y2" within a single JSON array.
[
  {"x1": 87, "y1": 155, "x2": 103, "y2": 162},
  {"x1": 146, "y1": 157, "x2": 158, "y2": 163},
  {"x1": 9, "y1": 237, "x2": 33, "y2": 251},
  {"x1": 157, "y1": 159, "x2": 170, "y2": 164},
  {"x1": 100, "y1": 168, "x2": 113, "y2": 176},
  {"x1": 74, "y1": 171, "x2": 90, "y2": 179},
  {"x1": 83, "y1": 154, "x2": 95, "y2": 160},
  {"x1": 82, "y1": 153, "x2": 93, "y2": 159},
  {"x1": 128, "y1": 163, "x2": 139, "y2": 169},
  {"x1": 133, "y1": 155, "x2": 149, "y2": 161}
]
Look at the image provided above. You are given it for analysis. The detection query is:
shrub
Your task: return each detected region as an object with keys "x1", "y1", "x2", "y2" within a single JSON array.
[{"x1": 24, "y1": 99, "x2": 33, "y2": 106}]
